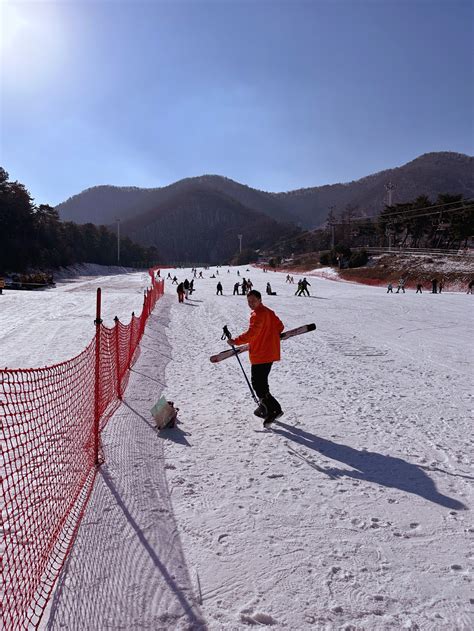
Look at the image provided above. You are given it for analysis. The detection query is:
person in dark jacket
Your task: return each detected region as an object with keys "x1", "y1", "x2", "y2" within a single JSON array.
[
  {"x1": 301, "y1": 278, "x2": 311, "y2": 296},
  {"x1": 233, "y1": 282, "x2": 240, "y2": 295},
  {"x1": 216, "y1": 282, "x2": 223, "y2": 295},
  {"x1": 177, "y1": 282, "x2": 185, "y2": 303}
]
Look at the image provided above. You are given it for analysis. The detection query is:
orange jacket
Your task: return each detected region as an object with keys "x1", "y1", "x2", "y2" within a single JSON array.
[{"x1": 234, "y1": 304, "x2": 284, "y2": 365}]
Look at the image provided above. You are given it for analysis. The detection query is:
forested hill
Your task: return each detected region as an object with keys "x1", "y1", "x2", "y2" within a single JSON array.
[
  {"x1": 57, "y1": 152, "x2": 473, "y2": 229},
  {"x1": 118, "y1": 188, "x2": 295, "y2": 265}
]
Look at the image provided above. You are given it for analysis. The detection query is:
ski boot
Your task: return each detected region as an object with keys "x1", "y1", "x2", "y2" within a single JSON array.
[
  {"x1": 261, "y1": 394, "x2": 283, "y2": 428},
  {"x1": 253, "y1": 399, "x2": 268, "y2": 418},
  {"x1": 263, "y1": 409, "x2": 284, "y2": 428}
]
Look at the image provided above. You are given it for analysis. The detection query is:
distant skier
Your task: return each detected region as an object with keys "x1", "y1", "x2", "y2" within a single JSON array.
[
  {"x1": 431, "y1": 278, "x2": 438, "y2": 294},
  {"x1": 438, "y1": 279, "x2": 444, "y2": 294},
  {"x1": 216, "y1": 282, "x2": 223, "y2": 295},
  {"x1": 177, "y1": 282, "x2": 185, "y2": 303},
  {"x1": 241, "y1": 279, "x2": 248, "y2": 295},
  {"x1": 226, "y1": 289, "x2": 284, "y2": 426},
  {"x1": 172, "y1": 276, "x2": 178, "y2": 285},
  {"x1": 167, "y1": 272, "x2": 172, "y2": 280},
  {"x1": 189, "y1": 279, "x2": 194, "y2": 295},
  {"x1": 199, "y1": 271, "x2": 203, "y2": 279},
  {"x1": 233, "y1": 282, "x2": 240, "y2": 295},
  {"x1": 296, "y1": 278, "x2": 311, "y2": 296},
  {"x1": 396, "y1": 278, "x2": 405, "y2": 294},
  {"x1": 416, "y1": 283, "x2": 423, "y2": 294},
  {"x1": 387, "y1": 282, "x2": 393, "y2": 293},
  {"x1": 467, "y1": 280, "x2": 473, "y2": 294},
  {"x1": 266, "y1": 282, "x2": 276, "y2": 296},
  {"x1": 183, "y1": 278, "x2": 190, "y2": 299}
]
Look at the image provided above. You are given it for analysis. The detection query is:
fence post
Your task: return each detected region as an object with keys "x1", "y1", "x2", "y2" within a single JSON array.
[
  {"x1": 94, "y1": 288, "x2": 103, "y2": 466},
  {"x1": 128, "y1": 312, "x2": 135, "y2": 370},
  {"x1": 114, "y1": 316, "x2": 122, "y2": 400}
]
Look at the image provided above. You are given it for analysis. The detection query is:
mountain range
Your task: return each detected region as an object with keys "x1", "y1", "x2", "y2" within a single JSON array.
[{"x1": 56, "y1": 151, "x2": 473, "y2": 263}]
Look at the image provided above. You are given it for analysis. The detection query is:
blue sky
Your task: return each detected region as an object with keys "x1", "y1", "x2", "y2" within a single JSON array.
[{"x1": 1, "y1": 0, "x2": 472, "y2": 206}]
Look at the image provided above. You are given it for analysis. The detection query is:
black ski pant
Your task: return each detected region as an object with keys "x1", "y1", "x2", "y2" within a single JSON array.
[{"x1": 251, "y1": 363, "x2": 281, "y2": 411}]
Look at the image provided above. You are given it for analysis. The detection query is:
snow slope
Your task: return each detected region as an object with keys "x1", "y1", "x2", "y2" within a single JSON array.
[
  {"x1": 2, "y1": 266, "x2": 472, "y2": 629},
  {"x1": 0, "y1": 268, "x2": 150, "y2": 368},
  {"x1": 161, "y1": 268, "x2": 473, "y2": 630}
]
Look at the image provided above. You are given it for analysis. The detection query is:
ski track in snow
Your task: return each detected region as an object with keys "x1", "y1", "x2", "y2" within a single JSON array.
[{"x1": 2, "y1": 266, "x2": 472, "y2": 630}]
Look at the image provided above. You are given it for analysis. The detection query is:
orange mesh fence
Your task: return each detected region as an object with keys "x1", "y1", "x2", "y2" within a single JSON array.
[{"x1": 1, "y1": 274, "x2": 164, "y2": 630}]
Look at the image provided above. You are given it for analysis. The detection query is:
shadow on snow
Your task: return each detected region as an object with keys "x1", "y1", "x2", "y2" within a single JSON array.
[{"x1": 273, "y1": 421, "x2": 467, "y2": 510}]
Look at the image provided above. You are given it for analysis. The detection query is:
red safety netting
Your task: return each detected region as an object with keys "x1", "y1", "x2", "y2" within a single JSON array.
[{"x1": 1, "y1": 273, "x2": 164, "y2": 630}]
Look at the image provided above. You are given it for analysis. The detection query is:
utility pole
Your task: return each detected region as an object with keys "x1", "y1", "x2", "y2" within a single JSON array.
[
  {"x1": 116, "y1": 218, "x2": 121, "y2": 265},
  {"x1": 328, "y1": 206, "x2": 336, "y2": 249},
  {"x1": 238, "y1": 234, "x2": 243, "y2": 254},
  {"x1": 385, "y1": 182, "x2": 395, "y2": 207}
]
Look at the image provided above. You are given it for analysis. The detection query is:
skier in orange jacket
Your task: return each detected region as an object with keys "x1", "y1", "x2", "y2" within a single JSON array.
[{"x1": 227, "y1": 289, "x2": 284, "y2": 424}]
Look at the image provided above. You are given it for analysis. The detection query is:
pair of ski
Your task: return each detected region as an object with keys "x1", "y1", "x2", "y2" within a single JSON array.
[
  {"x1": 210, "y1": 323, "x2": 316, "y2": 363},
  {"x1": 210, "y1": 322, "x2": 316, "y2": 427}
]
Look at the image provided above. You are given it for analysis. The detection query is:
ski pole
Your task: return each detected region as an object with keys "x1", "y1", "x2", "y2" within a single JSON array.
[{"x1": 221, "y1": 326, "x2": 259, "y2": 404}]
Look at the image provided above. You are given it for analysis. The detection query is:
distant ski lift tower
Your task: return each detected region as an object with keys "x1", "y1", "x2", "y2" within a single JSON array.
[
  {"x1": 238, "y1": 234, "x2": 243, "y2": 253},
  {"x1": 385, "y1": 182, "x2": 396, "y2": 207},
  {"x1": 116, "y1": 218, "x2": 121, "y2": 264}
]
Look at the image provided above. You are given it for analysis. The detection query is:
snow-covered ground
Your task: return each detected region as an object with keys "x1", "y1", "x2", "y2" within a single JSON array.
[
  {"x1": 2, "y1": 266, "x2": 472, "y2": 629},
  {"x1": 1, "y1": 266, "x2": 150, "y2": 368}
]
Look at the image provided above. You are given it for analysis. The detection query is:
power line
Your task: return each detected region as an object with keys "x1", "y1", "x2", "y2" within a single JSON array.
[
  {"x1": 373, "y1": 204, "x2": 474, "y2": 223},
  {"x1": 376, "y1": 197, "x2": 473, "y2": 217},
  {"x1": 330, "y1": 203, "x2": 473, "y2": 226}
]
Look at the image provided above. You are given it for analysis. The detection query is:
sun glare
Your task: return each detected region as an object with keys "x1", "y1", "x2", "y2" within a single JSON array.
[{"x1": 1, "y1": 0, "x2": 67, "y2": 87}]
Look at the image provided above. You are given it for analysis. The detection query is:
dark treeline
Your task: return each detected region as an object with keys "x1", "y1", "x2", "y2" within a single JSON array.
[
  {"x1": 377, "y1": 194, "x2": 473, "y2": 249},
  {"x1": 0, "y1": 168, "x2": 159, "y2": 274},
  {"x1": 268, "y1": 193, "x2": 473, "y2": 258}
]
